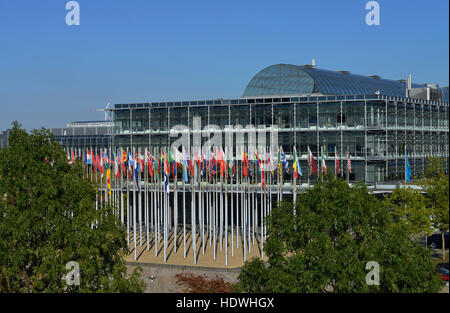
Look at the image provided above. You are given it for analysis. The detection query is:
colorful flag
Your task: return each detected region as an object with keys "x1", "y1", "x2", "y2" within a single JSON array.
[
  {"x1": 99, "y1": 152, "x2": 104, "y2": 177},
  {"x1": 182, "y1": 147, "x2": 189, "y2": 183},
  {"x1": 335, "y1": 146, "x2": 341, "y2": 175},
  {"x1": 280, "y1": 147, "x2": 289, "y2": 173},
  {"x1": 255, "y1": 150, "x2": 265, "y2": 188},
  {"x1": 293, "y1": 146, "x2": 302, "y2": 179},
  {"x1": 163, "y1": 151, "x2": 170, "y2": 194},
  {"x1": 147, "y1": 151, "x2": 154, "y2": 179},
  {"x1": 122, "y1": 149, "x2": 128, "y2": 167},
  {"x1": 114, "y1": 153, "x2": 120, "y2": 178},
  {"x1": 86, "y1": 148, "x2": 92, "y2": 165},
  {"x1": 321, "y1": 148, "x2": 327, "y2": 174},
  {"x1": 242, "y1": 149, "x2": 248, "y2": 178},
  {"x1": 347, "y1": 153, "x2": 351, "y2": 174},
  {"x1": 107, "y1": 168, "x2": 111, "y2": 195},
  {"x1": 134, "y1": 154, "x2": 140, "y2": 192},
  {"x1": 307, "y1": 146, "x2": 318, "y2": 176},
  {"x1": 405, "y1": 149, "x2": 411, "y2": 182}
]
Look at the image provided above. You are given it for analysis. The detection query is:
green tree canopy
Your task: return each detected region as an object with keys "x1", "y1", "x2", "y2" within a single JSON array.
[
  {"x1": 0, "y1": 122, "x2": 145, "y2": 292},
  {"x1": 235, "y1": 174, "x2": 442, "y2": 293},
  {"x1": 383, "y1": 187, "x2": 433, "y2": 236},
  {"x1": 420, "y1": 157, "x2": 449, "y2": 260}
]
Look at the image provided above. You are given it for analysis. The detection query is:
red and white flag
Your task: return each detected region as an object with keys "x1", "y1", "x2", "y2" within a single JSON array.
[
  {"x1": 335, "y1": 146, "x2": 341, "y2": 175},
  {"x1": 307, "y1": 146, "x2": 318, "y2": 176},
  {"x1": 347, "y1": 153, "x2": 351, "y2": 174}
]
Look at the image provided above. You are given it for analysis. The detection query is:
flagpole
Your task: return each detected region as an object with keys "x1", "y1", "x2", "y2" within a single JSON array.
[
  {"x1": 126, "y1": 147, "x2": 130, "y2": 248},
  {"x1": 201, "y1": 155, "x2": 205, "y2": 255},
  {"x1": 248, "y1": 162, "x2": 251, "y2": 254},
  {"x1": 220, "y1": 165, "x2": 223, "y2": 253},
  {"x1": 174, "y1": 149, "x2": 178, "y2": 254},
  {"x1": 121, "y1": 148, "x2": 124, "y2": 224},
  {"x1": 158, "y1": 150, "x2": 161, "y2": 254},
  {"x1": 294, "y1": 147, "x2": 297, "y2": 212},
  {"x1": 225, "y1": 163, "x2": 228, "y2": 267},
  {"x1": 145, "y1": 148, "x2": 149, "y2": 251},
  {"x1": 132, "y1": 147, "x2": 137, "y2": 261},
  {"x1": 183, "y1": 157, "x2": 186, "y2": 259},
  {"x1": 163, "y1": 149, "x2": 167, "y2": 263},
  {"x1": 154, "y1": 147, "x2": 158, "y2": 257},
  {"x1": 192, "y1": 159, "x2": 197, "y2": 265},
  {"x1": 213, "y1": 160, "x2": 217, "y2": 261},
  {"x1": 206, "y1": 154, "x2": 211, "y2": 248},
  {"x1": 238, "y1": 155, "x2": 241, "y2": 251},
  {"x1": 208, "y1": 158, "x2": 212, "y2": 248},
  {"x1": 253, "y1": 157, "x2": 256, "y2": 247},
  {"x1": 231, "y1": 156, "x2": 234, "y2": 258},
  {"x1": 243, "y1": 161, "x2": 247, "y2": 261},
  {"x1": 261, "y1": 151, "x2": 266, "y2": 259}
]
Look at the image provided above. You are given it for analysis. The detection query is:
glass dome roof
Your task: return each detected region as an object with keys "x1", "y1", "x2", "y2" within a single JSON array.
[{"x1": 242, "y1": 64, "x2": 424, "y2": 98}]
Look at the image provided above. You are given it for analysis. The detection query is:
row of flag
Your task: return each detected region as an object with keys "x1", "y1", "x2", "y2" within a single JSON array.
[{"x1": 65, "y1": 145, "x2": 355, "y2": 187}]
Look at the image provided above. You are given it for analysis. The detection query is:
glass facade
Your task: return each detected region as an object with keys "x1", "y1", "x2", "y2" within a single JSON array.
[
  {"x1": 50, "y1": 64, "x2": 449, "y2": 188},
  {"x1": 243, "y1": 64, "x2": 425, "y2": 98},
  {"x1": 104, "y1": 95, "x2": 449, "y2": 185}
]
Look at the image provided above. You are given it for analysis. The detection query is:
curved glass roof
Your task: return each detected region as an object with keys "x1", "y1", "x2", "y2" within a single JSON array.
[{"x1": 242, "y1": 64, "x2": 424, "y2": 98}]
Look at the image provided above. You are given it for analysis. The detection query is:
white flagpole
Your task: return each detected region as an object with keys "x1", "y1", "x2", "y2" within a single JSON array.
[
  {"x1": 236, "y1": 157, "x2": 240, "y2": 250},
  {"x1": 133, "y1": 147, "x2": 137, "y2": 261},
  {"x1": 138, "y1": 149, "x2": 142, "y2": 247},
  {"x1": 154, "y1": 148, "x2": 158, "y2": 257},
  {"x1": 201, "y1": 159, "x2": 205, "y2": 255},
  {"x1": 192, "y1": 160, "x2": 197, "y2": 264},
  {"x1": 126, "y1": 147, "x2": 130, "y2": 248},
  {"x1": 213, "y1": 165, "x2": 217, "y2": 261},
  {"x1": 231, "y1": 159, "x2": 234, "y2": 257},
  {"x1": 243, "y1": 168, "x2": 247, "y2": 262},
  {"x1": 145, "y1": 148, "x2": 149, "y2": 251},
  {"x1": 220, "y1": 167, "x2": 223, "y2": 252},
  {"x1": 225, "y1": 166, "x2": 228, "y2": 267},
  {"x1": 183, "y1": 163, "x2": 186, "y2": 259},
  {"x1": 174, "y1": 153, "x2": 178, "y2": 253}
]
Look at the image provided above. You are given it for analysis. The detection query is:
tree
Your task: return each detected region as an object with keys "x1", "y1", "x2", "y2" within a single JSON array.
[
  {"x1": 235, "y1": 174, "x2": 442, "y2": 293},
  {"x1": 175, "y1": 272, "x2": 233, "y2": 293},
  {"x1": 383, "y1": 187, "x2": 433, "y2": 237},
  {"x1": 0, "y1": 122, "x2": 145, "y2": 292},
  {"x1": 420, "y1": 157, "x2": 449, "y2": 260}
]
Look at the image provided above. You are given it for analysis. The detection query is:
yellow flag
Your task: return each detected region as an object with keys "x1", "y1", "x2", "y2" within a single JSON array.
[{"x1": 107, "y1": 168, "x2": 111, "y2": 195}]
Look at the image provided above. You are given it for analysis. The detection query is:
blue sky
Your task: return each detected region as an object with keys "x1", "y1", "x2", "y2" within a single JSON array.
[{"x1": 0, "y1": 0, "x2": 448, "y2": 130}]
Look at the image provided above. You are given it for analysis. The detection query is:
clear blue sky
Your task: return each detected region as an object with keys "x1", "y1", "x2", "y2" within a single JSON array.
[{"x1": 0, "y1": 0, "x2": 448, "y2": 130}]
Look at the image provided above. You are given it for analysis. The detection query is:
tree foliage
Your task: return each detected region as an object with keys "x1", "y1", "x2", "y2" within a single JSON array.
[
  {"x1": 420, "y1": 157, "x2": 449, "y2": 259},
  {"x1": 383, "y1": 187, "x2": 433, "y2": 236},
  {"x1": 235, "y1": 174, "x2": 442, "y2": 293},
  {"x1": 175, "y1": 272, "x2": 233, "y2": 293},
  {"x1": 0, "y1": 122, "x2": 145, "y2": 292}
]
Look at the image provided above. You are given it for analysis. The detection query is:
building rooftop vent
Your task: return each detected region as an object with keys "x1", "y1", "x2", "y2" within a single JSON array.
[
  {"x1": 369, "y1": 75, "x2": 381, "y2": 79},
  {"x1": 337, "y1": 70, "x2": 350, "y2": 75},
  {"x1": 301, "y1": 64, "x2": 315, "y2": 69}
]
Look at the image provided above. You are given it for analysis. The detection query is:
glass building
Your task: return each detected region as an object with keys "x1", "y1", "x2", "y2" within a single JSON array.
[{"x1": 53, "y1": 64, "x2": 449, "y2": 186}]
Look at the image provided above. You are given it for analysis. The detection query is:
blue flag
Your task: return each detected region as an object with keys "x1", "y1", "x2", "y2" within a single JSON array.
[
  {"x1": 280, "y1": 148, "x2": 289, "y2": 173},
  {"x1": 164, "y1": 173, "x2": 170, "y2": 195},
  {"x1": 183, "y1": 160, "x2": 189, "y2": 183},
  {"x1": 405, "y1": 150, "x2": 411, "y2": 183},
  {"x1": 135, "y1": 161, "x2": 140, "y2": 192}
]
